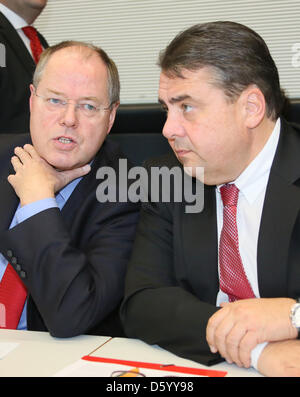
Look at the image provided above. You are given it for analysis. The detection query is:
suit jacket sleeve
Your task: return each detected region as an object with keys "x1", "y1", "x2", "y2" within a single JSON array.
[
  {"x1": 0, "y1": 198, "x2": 139, "y2": 337},
  {"x1": 120, "y1": 159, "x2": 223, "y2": 366}
]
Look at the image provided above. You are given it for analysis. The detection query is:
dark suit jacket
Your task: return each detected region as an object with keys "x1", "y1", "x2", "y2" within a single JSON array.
[
  {"x1": 0, "y1": 134, "x2": 140, "y2": 337},
  {"x1": 120, "y1": 118, "x2": 300, "y2": 366},
  {"x1": 0, "y1": 12, "x2": 48, "y2": 134}
]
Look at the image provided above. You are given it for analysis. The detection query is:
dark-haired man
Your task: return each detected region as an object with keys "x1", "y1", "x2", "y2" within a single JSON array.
[{"x1": 121, "y1": 21, "x2": 300, "y2": 377}]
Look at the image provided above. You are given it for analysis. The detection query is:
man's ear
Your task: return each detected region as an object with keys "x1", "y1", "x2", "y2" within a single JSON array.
[
  {"x1": 29, "y1": 84, "x2": 35, "y2": 112},
  {"x1": 106, "y1": 101, "x2": 120, "y2": 135},
  {"x1": 242, "y1": 85, "x2": 266, "y2": 129}
]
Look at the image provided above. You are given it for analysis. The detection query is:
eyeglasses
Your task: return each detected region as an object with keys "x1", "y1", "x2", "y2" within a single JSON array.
[
  {"x1": 111, "y1": 370, "x2": 146, "y2": 377},
  {"x1": 34, "y1": 91, "x2": 112, "y2": 118}
]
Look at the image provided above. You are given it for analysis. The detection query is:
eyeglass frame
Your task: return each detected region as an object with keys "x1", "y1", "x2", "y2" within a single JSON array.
[{"x1": 32, "y1": 87, "x2": 113, "y2": 117}]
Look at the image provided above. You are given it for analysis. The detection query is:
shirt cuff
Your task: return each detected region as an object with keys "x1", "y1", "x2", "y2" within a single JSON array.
[
  {"x1": 251, "y1": 342, "x2": 268, "y2": 370},
  {"x1": 15, "y1": 198, "x2": 58, "y2": 224}
]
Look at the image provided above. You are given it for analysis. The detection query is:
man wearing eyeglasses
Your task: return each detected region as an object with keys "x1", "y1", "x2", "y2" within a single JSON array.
[{"x1": 0, "y1": 41, "x2": 140, "y2": 337}]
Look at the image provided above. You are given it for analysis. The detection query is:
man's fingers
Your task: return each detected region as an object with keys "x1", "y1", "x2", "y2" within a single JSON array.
[
  {"x1": 11, "y1": 155, "x2": 22, "y2": 171},
  {"x1": 13, "y1": 145, "x2": 40, "y2": 165},
  {"x1": 206, "y1": 305, "x2": 229, "y2": 353},
  {"x1": 206, "y1": 315, "x2": 220, "y2": 353},
  {"x1": 78, "y1": 164, "x2": 91, "y2": 177},
  {"x1": 211, "y1": 316, "x2": 239, "y2": 363},
  {"x1": 56, "y1": 164, "x2": 91, "y2": 191},
  {"x1": 224, "y1": 324, "x2": 247, "y2": 366},
  {"x1": 14, "y1": 146, "x2": 32, "y2": 163},
  {"x1": 207, "y1": 310, "x2": 234, "y2": 360},
  {"x1": 7, "y1": 174, "x2": 15, "y2": 186},
  {"x1": 238, "y1": 330, "x2": 259, "y2": 368},
  {"x1": 63, "y1": 164, "x2": 91, "y2": 182},
  {"x1": 23, "y1": 144, "x2": 40, "y2": 159}
]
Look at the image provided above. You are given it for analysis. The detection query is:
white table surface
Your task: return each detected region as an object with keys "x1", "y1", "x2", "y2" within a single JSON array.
[
  {"x1": 0, "y1": 330, "x2": 263, "y2": 377},
  {"x1": 0, "y1": 329, "x2": 110, "y2": 377},
  {"x1": 90, "y1": 337, "x2": 263, "y2": 377}
]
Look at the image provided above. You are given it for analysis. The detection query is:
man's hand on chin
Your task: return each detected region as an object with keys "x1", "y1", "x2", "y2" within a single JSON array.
[{"x1": 7, "y1": 144, "x2": 91, "y2": 206}]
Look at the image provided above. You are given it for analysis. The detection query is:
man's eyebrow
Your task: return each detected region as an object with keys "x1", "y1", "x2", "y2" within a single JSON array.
[
  {"x1": 169, "y1": 95, "x2": 191, "y2": 104},
  {"x1": 158, "y1": 95, "x2": 192, "y2": 106},
  {"x1": 46, "y1": 89, "x2": 64, "y2": 96},
  {"x1": 46, "y1": 89, "x2": 99, "y2": 102},
  {"x1": 79, "y1": 96, "x2": 99, "y2": 102}
]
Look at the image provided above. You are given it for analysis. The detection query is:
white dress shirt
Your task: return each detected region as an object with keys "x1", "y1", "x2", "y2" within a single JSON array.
[{"x1": 215, "y1": 118, "x2": 281, "y2": 368}]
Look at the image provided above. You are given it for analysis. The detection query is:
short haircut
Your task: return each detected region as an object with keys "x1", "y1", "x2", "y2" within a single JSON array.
[
  {"x1": 33, "y1": 40, "x2": 120, "y2": 106},
  {"x1": 158, "y1": 21, "x2": 285, "y2": 120}
]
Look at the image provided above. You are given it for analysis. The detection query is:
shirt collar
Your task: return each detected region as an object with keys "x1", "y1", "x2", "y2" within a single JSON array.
[
  {"x1": 217, "y1": 118, "x2": 281, "y2": 205},
  {"x1": 56, "y1": 159, "x2": 94, "y2": 204},
  {"x1": 0, "y1": 4, "x2": 29, "y2": 29},
  {"x1": 57, "y1": 177, "x2": 82, "y2": 204}
]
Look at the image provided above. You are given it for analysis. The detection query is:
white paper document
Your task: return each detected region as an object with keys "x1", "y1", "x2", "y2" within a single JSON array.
[
  {"x1": 0, "y1": 342, "x2": 19, "y2": 359},
  {"x1": 54, "y1": 359, "x2": 197, "y2": 377},
  {"x1": 54, "y1": 356, "x2": 227, "y2": 377}
]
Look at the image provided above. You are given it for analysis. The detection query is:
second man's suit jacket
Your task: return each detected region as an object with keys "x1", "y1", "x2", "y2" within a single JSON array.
[
  {"x1": 0, "y1": 134, "x2": 140, "y2": 337},
  {"x1": 0, "y1": 12, "x2": 48, "y2": 134},
  {"x1": 121, "y1": 118, "x2": 300, "y2": 366}
]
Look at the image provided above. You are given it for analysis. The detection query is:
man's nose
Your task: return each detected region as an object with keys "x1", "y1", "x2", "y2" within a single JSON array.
[
  {"x1": 162, "y1": 111, "x2": 185, "y2": 140},
  {"x1": 59, "y1": 103, "x2": 79, "y2": 128}
]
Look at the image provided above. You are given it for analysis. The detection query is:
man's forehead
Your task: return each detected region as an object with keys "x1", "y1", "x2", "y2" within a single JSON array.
[
  {"x1": 160, "y1": 67, "x2": 216, "y2": 85},
  {"x1": 39, "y1": 47, "x2": 108, "y2": 87},
  {"x1": 36, "y1": 48, "x2": 109, "y2": 102},
  {"x1": 159, "y1": 72, "x2": 185, "y2": 93},
  {"x1": 159, "y1": 70, "x2": 196, "y2": 102},
  {"x1": 47, "y1": 46, "x2": 102, "y2": 68},
  {"x1": 159, "y1": 67, "x2": 220, "y2": 100}
]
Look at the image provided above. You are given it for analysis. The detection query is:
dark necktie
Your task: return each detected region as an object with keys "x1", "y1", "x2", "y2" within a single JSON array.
[
  {"x1": 22, "y1": 26, "x2": 43, "y2": 64},
  {"x1": 0, "y1": 263, "x2": 27, "y2": 329},
  {"x1": 219, "y1": 183, "x2": 255, "y2": 302}
]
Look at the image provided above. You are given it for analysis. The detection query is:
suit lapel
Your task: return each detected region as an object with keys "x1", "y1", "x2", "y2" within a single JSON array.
[
  {"x1": 0, "y1": 12, "x2": 35, "y2": 75},
  {"x1": 182, "y1": 184, "x2": 219, "y2": 304},
  {"x1": 0, "y1": 162, "x2": 19, "y2": 231},
  {"x1": 258, "y1": 119, "x2": 300, "y2": 297},
  {"x1": 37, "y1": 31, "x2": 48, "y2": 49}
]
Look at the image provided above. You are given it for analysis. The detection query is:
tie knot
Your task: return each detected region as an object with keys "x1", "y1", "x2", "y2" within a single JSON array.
[
  {"x1": 22, "y1": 26, "x2": 38, "y2": 39},
  {"x1": 220, "y1": 183, "x2": 239, "y2": 207}
]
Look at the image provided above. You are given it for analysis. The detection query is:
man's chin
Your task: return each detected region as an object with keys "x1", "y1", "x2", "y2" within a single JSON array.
[{"x1": 47, "y1": 159, "x2": 79, "y2": 172}]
